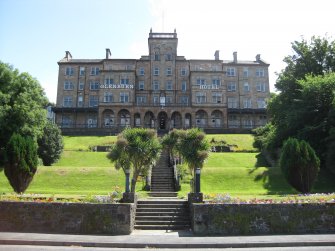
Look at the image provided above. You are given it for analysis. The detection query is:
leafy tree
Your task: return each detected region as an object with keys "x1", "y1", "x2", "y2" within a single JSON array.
[
  {"x1": 37, "y1": 120, "x2": 64, "y2": 166},
  {"x1": 4, "y1": 133, "x2": 38, "y2": 193},
  {"x1": 0, "y1": 62, "x2": 48, "y2": 163},
  {"x1": 107, "y1": 128, "x2": 161, "y2": 193},
  {"x1": 176, "y1": 128, "x2": 210, "y2": 192},
  {"x1": 161, "y1": 129, "x2": 181, "y2": 163},
  {"x1": 279, "y1": 138, "x2": 320, "y2": 193}
]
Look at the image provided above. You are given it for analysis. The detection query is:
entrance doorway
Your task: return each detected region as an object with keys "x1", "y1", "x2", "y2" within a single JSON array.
[{"x1": 158, "y1": 112, "x2": 168, "y2": 130}]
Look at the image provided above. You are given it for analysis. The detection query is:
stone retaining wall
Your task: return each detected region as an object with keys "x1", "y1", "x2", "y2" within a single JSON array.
[
  {"x1": 0, "y1": 201, "x2": 135, "y2": 235},
  {"x1": 191, "y1": 203, "x2": 335, "y2": 235}
]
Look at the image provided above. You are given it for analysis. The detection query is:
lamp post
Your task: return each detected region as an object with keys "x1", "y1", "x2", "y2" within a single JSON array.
[
  {"x1": 195, "y1": 168, "x2": 201, "y2": 193},
  {"x1": 125, "y1": 168, "x2": 130, "y2": 193}
]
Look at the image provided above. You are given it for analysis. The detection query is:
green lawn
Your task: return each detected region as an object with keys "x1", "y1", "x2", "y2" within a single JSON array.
[
  {"x1": 206, "y1": 134, "x2": 256, "y2": 151},
  {"x1": 1, "y1": 134, "x2": 334, "y2": 199}
]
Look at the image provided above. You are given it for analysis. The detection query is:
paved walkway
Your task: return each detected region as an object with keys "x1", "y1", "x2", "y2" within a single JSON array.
[{"x1": 0, "y1": 231, "x2": 334, "y2": 248}]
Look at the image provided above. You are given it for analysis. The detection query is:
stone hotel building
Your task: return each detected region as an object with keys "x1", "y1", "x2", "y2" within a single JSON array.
[{"x1": 54, "y1": 29, "x2": 270, "y2": 135}]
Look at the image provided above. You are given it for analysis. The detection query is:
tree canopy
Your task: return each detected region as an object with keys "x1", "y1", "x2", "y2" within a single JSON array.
[
  {"x1": 0, "y1": 62, "x2": 48, "y2": 149},
  {"x1": 254, "y1": 36, "x2": 335, "y2": 175}
]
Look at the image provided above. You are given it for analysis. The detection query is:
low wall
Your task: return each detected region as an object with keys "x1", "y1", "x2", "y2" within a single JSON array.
[
  {"x1": 191, "y1": 203, "x2": 335, "y2": 235},
  {"x1": 0, "y1": 201, "x2": 135, "y2": 235}
]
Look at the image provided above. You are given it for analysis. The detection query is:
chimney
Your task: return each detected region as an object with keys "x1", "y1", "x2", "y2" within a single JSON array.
[
  {"x1": 65, "y1": 51, "x2": 72, "y2": 61},
  {"x1": 256, "y1": 54, "x2": 261, "y2": 61},
  {"x1": 214, "y1": 50, "x2": 220, "y2": 60},
  {"x1": 106, "y1": 48, "x2": 111, "y2": 59},
  {"x1": 233, "y1": 51, "x2": 237, "y2": 63}
]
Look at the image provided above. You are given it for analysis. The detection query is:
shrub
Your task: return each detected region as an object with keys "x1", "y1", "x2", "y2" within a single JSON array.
[
  {"x1": 4, "y1": 133, "x2": 38, "y2": 193},
  {"x1": 279, "y1": 138, "x2": 320, "y2": 193},
  {"x1": 37, "y1": 121, "x2": 64, "y2": 166}
]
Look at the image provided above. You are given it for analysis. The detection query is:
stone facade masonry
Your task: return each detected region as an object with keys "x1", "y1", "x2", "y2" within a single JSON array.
[
  {"x1": 191, "y1": 203, "x2": 335, "y2": 236},
  {"x1": 0, "y1": 201, "x2": 136, "y2": 235}
]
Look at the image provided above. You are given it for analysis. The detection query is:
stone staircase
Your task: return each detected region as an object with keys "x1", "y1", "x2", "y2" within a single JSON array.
[
  {"x1": 134, "y1": 199, "x2": 190, "y2": 230},
  {"x1": 148, "y1": 149, "x2": 177, "y2": 197},
  {"x1": 134, "y1": 149, "x2": 190, "y2": 230}
]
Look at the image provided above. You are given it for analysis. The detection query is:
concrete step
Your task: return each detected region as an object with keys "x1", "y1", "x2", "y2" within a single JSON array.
[
  {"x1": 137, "y1": 204, "x2": 188, "y2": 209},
  {"x1": 136, "y1": 208, "x2": 188, "y2": 213},
  {"x1": 134, "y1": 225, "x2": 190, "y2": 230},
  {"x1": 138, "y1": 200, "x2": 187, "y2": 205},
  {"x1": 136, "y1": 212, "x2": 188, "y2": 217},
  {"x1": 135, "y1": 216, "x2": 190, "y2": 221},
  {"x1": 147, "y1": 192, "x2": 178, "y2": 197},
  {"x1": 135, "y1": 220, "x2": 190, "y2": 226}
]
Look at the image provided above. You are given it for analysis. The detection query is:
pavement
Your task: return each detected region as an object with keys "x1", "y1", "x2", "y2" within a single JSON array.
[{"x1": 0, "y1": 231, "x2": 334, "y2": 249}]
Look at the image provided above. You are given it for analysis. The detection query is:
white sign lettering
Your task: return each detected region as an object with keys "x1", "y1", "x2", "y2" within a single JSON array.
[
  {"x1": 200, "y1": 84, "x2": 219, "y2": 90},
  {"x1": 100, "y1": 84, "x2": 134, "y2": 89}
]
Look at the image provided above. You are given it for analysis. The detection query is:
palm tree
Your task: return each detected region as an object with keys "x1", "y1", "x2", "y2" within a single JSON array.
[{"x1": 107, "y1": 128, "x2": 161, "y2": 193}]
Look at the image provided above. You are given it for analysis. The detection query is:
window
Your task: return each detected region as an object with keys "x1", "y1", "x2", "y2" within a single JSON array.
[
  {"x1": 65, "y1": 67, "x2": 74, "y2": 76},
  {"x1": 212, "y1": 78, "x2": 221, "y2": 86},
  {"x1": 228, "y1": 115, "x2": 239, "y2": 128},
  {"x1": 166, "y1": 67, "x2": 172, "y2": 76},
  {"x1": 181, "y1": 81, "x2": 187, "y2": 91},
  {"x1": 138, "y1": 81, "x2": 144, "y2": 90},
  {"x1": 227, "y1": 82, "x2": 236, "y2": 92},
  {"x1": 256, "y1": 68, "x2": 265, "y2": 77},
  {"x1": 77, "y1": 95, "x2": 83, "y2": 107},
  {"x1": 61, "y1": 115, "x2": 73, "y2": 128},
  {"x1": 165, "y1": 53, "x2": 172, "y2": 61},
  {"x1": 154, "y1": 52, "x2": 160, "y2": 61},
  {"x1": 166, "y1": 96, "x2": 173, "y2": 104},
  {"x1": 64, "y1": 81, "x2": 74, "y2": 90},
  {"x1": 243, "y1": 119, "x2": 253, "y2": 128},
  {"x1": 90, "y1": 67, "x2": 100, "y2": 75},
  {"x1": 90, "y1": 81, "x2": 100, "y2": 90},
  {"x1": 226, "y1": 67, "x2": 236, "y2": 77},
  {"x1": 243, "y1": 67, "x2": 249, "y2": 77},
  {"x1": 228, "y1": 97, "x2": 238, "y2": 108},
  {"x1": 139, "y1": 68, "x2": 145, "y2": 76},
  {"x1": 196, "y1": 92, "x2": 206, "y2": 103},
  {"x1": 180, "y1": 96, "x2": 189, "y2": 106},
  {"x1": 104, "y1": 92, "x2": 113, "y2": 103},
  {"x1": 105, "y1": 77, "x2": 114, "y2": 85},
  {"x1": 256, "y1": 82, "x2": 266, "y2": 92},
  {"x1": 120, "y1": 92, "x2": 129, "y2": 103},
  {"x1": 243, "y1": 82, "x2": 250, "y2": 92},
  {"x1": 257, "y1": 98, "x2": 266, "y2": 108},
  {"x1": 153, "y1": 96, "x2": 159, "y2": 105},
  {"x1": 243, "y1": 98, "x2": 252, "y2": 108},
  {"x1": 166, "y1": 81, "x2": 173, "y2": 90},
  {"x1": 153, "y1": 81, "x2": 160, "y2": 91},
  {"x1": 212, "y1": 92, "x2": 222, "y2": 103},
  {"x1": 259, "y1": 115, "x2": 267, "y2": 126},
  {"x1": 136, "y1": 96, "x2": 147, "y2": 105},
  {"x1": 87, "y1": 116, "x2": 97, "y2": 128},
  {"x1": 121, "y1": 78, "x2": 129, "y2": 85},
  {"x1": 79, "y1": 67, "x2": 85, "y2": 76},
  {"x1": 89, "y1": 95, "x2": 99, "y2": 107},
  {"x1": 196, "y1": 78, "x2": 206, "y2": 85},
  {"x1": 181, "y1": 68, "x2": 187, "y2": 76},
  {"x1": 78, "y1": 81, "x2": 84, "y2": 90},
  {"x1": 63, "y1": 96, "x2": 72, "y2": 107},
  {"x1": 153, "y1": 67, "x2": 159, "y2": 76}
]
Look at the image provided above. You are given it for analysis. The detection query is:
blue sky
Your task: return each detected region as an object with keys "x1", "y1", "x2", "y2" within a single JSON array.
[{"x1": 1, "y1": 0, "x2": 334, "y2": 103}]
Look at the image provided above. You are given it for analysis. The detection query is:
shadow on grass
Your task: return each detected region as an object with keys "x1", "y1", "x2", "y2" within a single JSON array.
[{"x1": 249, "y1": 153, "x2": 335, "y2": 195}]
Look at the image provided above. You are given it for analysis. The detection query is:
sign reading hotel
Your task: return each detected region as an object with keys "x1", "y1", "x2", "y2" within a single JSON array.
[
  {"x1": 100, "y1": 84, "x2": 134, "y2": 89},
  {"x1": 200, "y1": 84, "x2": 219, "y2": 90}
]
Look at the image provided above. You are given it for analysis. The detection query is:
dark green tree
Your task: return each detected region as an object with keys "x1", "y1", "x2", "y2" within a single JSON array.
[
  {"x1": 176, "y1": 128, "x2": 210, "y2": 192},
  {"x1": 161, "y1": 129, "x2": 181, "y2": 163},
  {"x1": 0, "y1": 62, "x2": 48, "y2": 162},
  {"x1": 279, "y1": 138, "x2": 320, "y2": 193},
  {"x1": 4, "y1": 134, "x2": 38, "y2": 193},
  {"x1": 37, "y1": 120, "x2": 64, "y2": 166},
  {"x1": 107, "y1": 128, "x2": 161, "y2": 193}
]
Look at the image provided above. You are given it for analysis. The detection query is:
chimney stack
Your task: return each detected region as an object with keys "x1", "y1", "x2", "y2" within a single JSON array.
[
  {"x1": 65, "y1": 51, "x2": 72, "y2": 61},
  {"x1": 233, "y1": 51, "x2": 237, "y2": 63},
  {"x1": 256, "y1": 54, "x2": 261, "y2": 61},
  {"x1": 214, "y1": 50, "x2": 220, "y2": 60},
  {"x1": 106, "y1": 48, "x2": 111, "y2": 59}
]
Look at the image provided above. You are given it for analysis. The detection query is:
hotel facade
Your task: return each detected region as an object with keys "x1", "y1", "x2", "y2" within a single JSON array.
[{"x1": 54, "y1": 30, "x2": 270, "y2": 135}]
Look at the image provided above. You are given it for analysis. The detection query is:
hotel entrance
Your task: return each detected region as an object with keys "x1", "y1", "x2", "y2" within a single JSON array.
[{"x1": 158, "y1": 112, "x2": 168, "y2": 130}]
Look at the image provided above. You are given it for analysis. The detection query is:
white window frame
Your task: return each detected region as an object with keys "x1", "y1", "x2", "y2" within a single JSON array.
[
  {"x1": 89, "y1": 95, "x2": 99, "y2": 107},
  {"x1": 196, "y1": 78, "x2": 206, "y2": 85},
  {"x1": 138, "y1": 81, "x2": 145, "y2": 90},
  {"x1": 120, "y1": 92, "x2": 129, "y2": 103},
  {"x1": 226, "y1": 67, "x2": 236, "y2": 77},
  {"x1": 196, "y1": 92, "x2": 206, "y2": 104},
  {"x1": 63, "y1": 96, "x2": 72, "y2": 107},
  {"x1": 136, "y1": 96, "x2": 147, "y2": 105},
  {"x1": 104, "y1": 92, "x2": 113, "y2": 103},
  {"x1": 64, "y1": 81, "x2": 74, "y2": 90},
  {"x1": 212, "y1": 92, "x2": 222, "y2": 103},
  {"x1": 228, "y1": 97, "x2": 238, "y2": 108},
  {"x1": 166, "y1": 81, "x2": 173, "y2": 90},
  {"x1": 77, "y1": 95, "x2": 83, "y2": 107},
  {"x1": 256, "y1": 82, "x2": 266, "y2": 92},
  {"x1": 153, "y1": 67, "x2": 160, "y2": 76},
  {"x1": 256, "y1": 68, "x2": 265, "y2": 77},
  {"x1": 78, "y1": 81, "x2": 84, "y2": 90},
  {"x1": 90, "y1": 81, "x2": 100, "y2": 90},
  {"x1": 79, "y1": 67, "x2": 85, "y2": 76},
  {"x1": 105, "y1": 77, "x2": 114, "y2": 85},
  {"x1": 121, "y1": 78, "x2": 129, "y2": 85},
  {"x1": 153, "y1": 81, "x2": 160, "y2": 91},
  {"x1": 90, "y1": 67, "x2": 100, "y2": 76},
  {"x1": 181, "y1": 68, "x2": 187, "y2": 76},
  {"x1": 243, "y1": 67, "x2": 249, "y2": 77},
  {"x1": 139, "y1": 67, "x2": 145, "y2": 76},
  {"x1": 166, "y1": 67, "x2": 172, "y2": 76},
  {"x1": 181, "y1": 81, "x2": 187, "y2": 92},
  {"x1": 166, "y1": 96, "x2": 173, "y2": 104},
  {"x1": 243, "y1": 98, "x2": 252, "y2": 108},
  {"x1": 257, "y1": 98, "x2": 267, "y2": 108},
  {"x1": 65, "y1": 67, "x2": 74, "y2": 76},
  {"x1": 243, "y1": 82, "x2": 250, "y2": 92},
  {"x1": 180, "y1": 96, "x2": 188, "y2": 105},
  {"x1": 227, "y1": 82, "x2": 236, "y2": 92}
]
